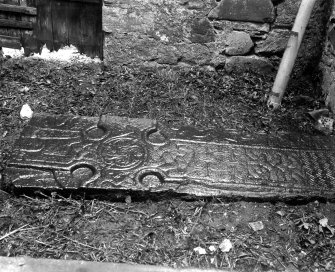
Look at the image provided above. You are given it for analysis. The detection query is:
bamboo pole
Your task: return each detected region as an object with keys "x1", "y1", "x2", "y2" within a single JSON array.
[{"x1": 267, "y1": 0, "x2": 317, "y2": 110}]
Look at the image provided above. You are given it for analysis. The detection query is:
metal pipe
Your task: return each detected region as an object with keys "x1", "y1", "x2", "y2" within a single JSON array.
[{"x1": 267, "y1": 0, "x2": 317, "y2": 110}]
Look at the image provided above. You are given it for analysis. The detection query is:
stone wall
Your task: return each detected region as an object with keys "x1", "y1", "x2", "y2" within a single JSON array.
[
  {"x1": 103, "y1": 0, "x2": 331, "y2": 74},
  {"x1": 321, "y1": 1, "x2": 335, "y2": 112}
]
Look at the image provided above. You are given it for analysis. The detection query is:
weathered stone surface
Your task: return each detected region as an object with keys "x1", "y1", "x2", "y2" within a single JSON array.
[
  {"x1": 104, "y1": 34, "x2": 175, "y2": 65},
  {"x1": 275, "y1": 0, "x2": 300, "y2": 28},
  {"x1": 0, "y1": 256, "x2": 226, "y2": 272},
  {"x1": 321, "y1": 41, "x2": 335, "y2": 112},
  {"x1": 104, "y1": 34, "x2": 213, "y2": 66},
  {"x1": 212, "y1": 20, "x2": 270, "y2": 38},
  {"x1": 275, "y1": 0, "x2": 329, "y2": 31},
  {"x1": 189, "y1": 18, "x2": 215, "y2": 44},
  {"x1": 5, "y1": 114, "x2": 335, "y2": 200},
  {"x1": 225, "y1": 31, "x2": 253, "y2": 55},
  {"x1": 101, "y1": 0, "x2": 330, "y2": 72},
  {"x1": 185, "y1": 0, "x2": 206, "y2": 10},
  {"x1": 255, "y1": 29, "x2": 291, "y2": 54},
  {"x1": 103, "y1": 0, "x2": 216, "y2": 43},
  {"x1": 294, "y1": 0, "x2": 332, "y2": 76},
  {"x1": 320, "y1": 1, "x2": 335, "y2": 113},
  {"x1": 231, "y1": 22, "x2": 269, "y2": 38},
  {"x1": 210, "y1": 54, "x2": 226, "y2": 68},
  {"x1": 225, "y1": 56, "x2": 274, "y2": 74},
  {"x1": 208, "y1": 0, "x2": 275, "y2": 23},
  {"x1": 102, "y1": 0, "x2": 218, "y2": 66},
  {"x1": 175, "y1": 43, "x2": 212, "y2": 65}
]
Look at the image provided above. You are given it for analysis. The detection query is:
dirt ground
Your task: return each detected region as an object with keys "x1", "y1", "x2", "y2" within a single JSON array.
[{"x1": 0, "y1": 55, "x2": 335, "y2": 272}]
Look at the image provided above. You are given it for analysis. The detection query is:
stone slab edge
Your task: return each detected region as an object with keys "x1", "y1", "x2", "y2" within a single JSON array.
[{"x1": 0, "y1": 256, "x2": 232, "y2": 272}]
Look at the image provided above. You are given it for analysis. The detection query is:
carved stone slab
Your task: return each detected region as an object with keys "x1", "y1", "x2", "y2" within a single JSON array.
[{"x1": 5, "y1": 114, "x2": 335, "y2": 200}]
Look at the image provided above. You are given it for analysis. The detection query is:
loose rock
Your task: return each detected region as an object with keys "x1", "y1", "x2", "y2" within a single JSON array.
[
  {"x1": 20, "y1": 104, "x2": 33, "y2": 120},
  {"x1": 219, "y1": 238, "x2": 233, "y2": 252},
  {"x1": 225, "y1": 55, "x2": 274, "y2": 74},
  {"x1": 225, "y1": 31, "x2": 253, "y2": 56}
]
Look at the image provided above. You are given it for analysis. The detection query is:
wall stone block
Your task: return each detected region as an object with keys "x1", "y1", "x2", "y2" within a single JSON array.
[
  {"x1": 189, "y1": 18, "x2": 215, "y2": 44},
  {"x1": 212, "y1": 20, "x2": 270, "y2": 38},
  {"x1": 255, "y1": 29, "x2": 291, "y2": 54},
  {"x1": 225, "y1": 56, "x2": 274, "y2": 74},
  {"x1": 175, "y1": 43, "x2": 213, "y2": 65},
  {"x1": 208, "y1": 0, "x2": 275, "y2": 23},
  {"x1": 210, "y1": 54, "x2": 226, "y2": 68},
  {"x1": 274, "y1": 0, "x2": 300, "y2": 28},
  {"x1": 225, "y1": 31, "x2": 253, "y2": 55}
]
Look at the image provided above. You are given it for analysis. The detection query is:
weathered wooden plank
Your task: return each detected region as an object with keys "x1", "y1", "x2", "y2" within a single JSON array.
[
  {"x1": 66, "y1": 0, "x2": 102, "y2": 58},
  {"x1": 26, "y1": 0, "x2": 38, "y2": 7},
  {"x1": 36, "y1": 0, "x2": 53, "y2": 49},
  {"x1": 0, "y1": 34, "x2": 21, "y2": 48},
  {"x1": 0, "y1": 3, "x2": 37, "y2": 15},
  {"x1": 76, "y1": 1, "x2": 102, "y2": 58},
  {"x1": 67, "y1": 1, "x2": 82, "y2": 49},
  {"x1": 0, "y1": 27, "x2": 22, "y2": 36},
  {"x1": 0, "y1": 1, "x2": 20, "y2": 5},
  {"x1": 51, "y1": 0, "x2": 68, "y2": 50},
  {"x1": 0, "y1": 18, "x2": 33, "y2": 28}
]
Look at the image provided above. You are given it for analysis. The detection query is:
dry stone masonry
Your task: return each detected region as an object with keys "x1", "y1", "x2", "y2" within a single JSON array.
[
  {"x1": 321, "y1": 1, "x2": 335, "y2": 113},
  {"x1": 103, "y1": 0, "x2": 331, "y2": 74}
]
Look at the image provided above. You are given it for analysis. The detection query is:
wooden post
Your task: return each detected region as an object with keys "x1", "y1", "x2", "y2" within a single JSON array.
[{"x1": 267, "y1": 0, "x2": 318, "y2": 110}]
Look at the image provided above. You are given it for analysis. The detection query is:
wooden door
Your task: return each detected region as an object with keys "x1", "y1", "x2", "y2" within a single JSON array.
[
  {"x1": 0, "y1": 0, "x2": 37, "y2": 50},
  {"x1": 0, "y1": 0, "x2": 103, "y2": 59},
  {"x1": 36, "y1": 0, "x2": 103, "y2": 58}
]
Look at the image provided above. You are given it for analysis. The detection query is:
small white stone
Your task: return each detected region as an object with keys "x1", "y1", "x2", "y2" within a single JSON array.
[
  {"x1": 249, "y1": 221, "x2": 264, "y2": 231},
  {"x1": 193, "y1": 246, "x2": 206, "y2": 255},
  {"x1": 208, "y1": 245, "x2": 217, "y2": 252},
  {"x1": 319, "y1": 218, "x2": 328, "y2": 227},
  {"x1": 219, "y1": 238, "x2": 233, "y2": 253},
  {"x1": 19, "y1": 86, "x2": 30, "y2": 93},
  {"x1": 20, "y1": 104, "x2": 33, "y2": 120}
]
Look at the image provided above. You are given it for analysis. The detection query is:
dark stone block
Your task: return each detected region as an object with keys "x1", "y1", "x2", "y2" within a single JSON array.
[
  {"x1": 274, "y1": 0, "x2": 300, "y2": 28},
  {"x1": 225, "y1": 56, "x2": 274, "y2": 74},
  {"x1": 255, "y1": 29, "x2": 291, "y2": 54},
  {"x1": 189, "y1": 18, "x2": 215, "y2": 44},
  {"x1": 208, "y1": 0, "x2": 275, "y2": 23},
  {"x1": 4, "y1": 114, "x2": 335, "y2": 200}
]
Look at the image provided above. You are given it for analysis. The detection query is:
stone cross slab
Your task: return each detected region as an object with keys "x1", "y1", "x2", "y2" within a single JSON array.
[{"x1": 5, "y1": 114, "x2": 335, "y2": 200}]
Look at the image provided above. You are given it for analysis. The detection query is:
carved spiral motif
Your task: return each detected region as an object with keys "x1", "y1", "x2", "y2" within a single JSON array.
[{"x1": 100, "y1": 137, "x2": 147, "y2": 170}]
